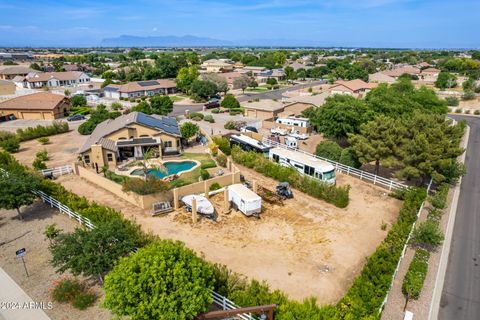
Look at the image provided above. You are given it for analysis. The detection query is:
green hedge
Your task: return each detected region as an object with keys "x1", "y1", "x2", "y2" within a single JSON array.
[
  {"x1": 231, "y1": 146, "x2": 350, "y2": 208},
  {"x1": 402, "y1": 249, "x2": 430, "y2": 300},
  {"x1": 16, "y1": 121, "x2": 69, "y2": 141}
]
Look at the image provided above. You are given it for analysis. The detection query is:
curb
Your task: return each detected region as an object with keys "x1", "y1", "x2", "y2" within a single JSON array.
[{"x1": 428, "y1": 123, "x2": 470, "y2": 320}]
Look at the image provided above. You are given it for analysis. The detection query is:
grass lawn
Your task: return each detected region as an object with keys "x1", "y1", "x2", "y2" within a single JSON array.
[
  {"x1": 170, "y1": 95, "x2": 186, "y2": 102},
  {"x1": 245, "y1": 87, "x2": 270, "y2": 93},
  {"x1": 168, "y1": 152, "x2": 217, "y2": 189}
]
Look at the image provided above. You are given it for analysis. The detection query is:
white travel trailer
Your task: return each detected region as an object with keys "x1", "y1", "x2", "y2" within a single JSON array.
[
  {"x1": 269, "y1": 147, "x2": 336, "y2": 184},
  {"x1": 227, "y1": 184, "x2": 262, "y2": 217}
]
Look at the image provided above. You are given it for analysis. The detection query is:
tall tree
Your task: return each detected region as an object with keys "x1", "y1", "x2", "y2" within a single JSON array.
[
  {"x1": 0, "y1": 169, "x2": 39, "y2": 219},
  {"x1": 202, "y1": 73, "x2": 229, "y2": 94},
  {"x1": 309, "y1": 95, "x2": 368, "y2": 139},
  {"x1": 233, "y1": 75, "x2": 250, "y2": 93},
  {"x1": 175, "y1": 66, "x2": 199, "y2": 93},
  {"x1": 190, "y1": 80, "x2": 218, "y2": 102},
  {"x1": 435, "y1": 71, "x2": 457, "y2": 90},
  {"x1": 49, "y1": 219, "x2": 139, "y2": 283},
  {"x1": 150, "y1": 95, "x2": 173, "y2": 115},
  {"x1": 349, "y1": 115, "x2": 400, "y2": 175}
]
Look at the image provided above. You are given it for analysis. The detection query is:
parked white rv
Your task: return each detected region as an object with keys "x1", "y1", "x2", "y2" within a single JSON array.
[
  {"x1": 227, "y1": 184, "x2": 262, "y2": 217},
  {"x1": 269, "y1": 147, "x2": 336, "y2": 184},
  {"x1": 285, "y1": 136, "x2": 298, "y2": 149},
  {"x1": 276, "y1": 117, "x2": 310, "y2": 128},
  {"x1": 288, "y1": 130, "x2": 308, "y2": 140}
]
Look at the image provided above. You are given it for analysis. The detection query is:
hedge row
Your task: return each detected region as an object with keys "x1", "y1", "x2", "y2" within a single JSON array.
[
  {"x1": 231, "y1": 146, "x2": 350, "y2": 208},
  {"x1": 402, "y1": 249, "x2": 430, "y2": 300},
  {"x1": 16, "y1": 121, "x2": 69, "y2": 141}
]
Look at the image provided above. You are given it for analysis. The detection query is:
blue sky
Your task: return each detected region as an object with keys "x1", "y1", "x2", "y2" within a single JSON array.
[{"x1": 0, "y1": 0, "x2": 478, "y2": 48}]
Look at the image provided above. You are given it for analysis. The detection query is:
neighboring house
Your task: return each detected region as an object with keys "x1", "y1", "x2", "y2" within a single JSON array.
[
  {"x1": 13, "y1": 71, "x2": 91, "y2": 89},
  {"x1": 243, "y1": 99, "x2": 285, "y2": 120},
  {"x1": 287, "y1": 61, "x2": 313, "y2": 71},
  {"x1": 217, "y1": 72, "x2": 244, "y2": 88},
  {"x1": 103, "y1": 80, "x2": 176, "y2": 99},
  {"x1": 0, "y1": 52, "x2": 32, "y2": 61},
  {"x1": 0, "y1": 80, "x2": 16, "y2": 95},
  {"x1": 284, "y1": 92, "x2": 330, "y2": 109},
  {"x1": 200, "y1": 59, "x2": 234, "y2": 73},
  {"x1": 242, "y1": 66, "x2": 267, "y2": 77},
  {"x1": 0, "y1": 66, "x2": 36, "y2": 80},
  {"x1": 78, "y1": 112, "x2": 182, "y2": 171},
  {"x1": 0, "y1": 92, "x2": 70, "y2": 120},
  {"x1": 419, "y1": 67, "x2": 441, "y2": 82},
  {"x1": 383, "y1": 66, "x2": 421, "y2": 78},
  {"x1": 329, "y1": 79, "x2": 378, "y2": 97},
  {"x1": 256, "y1": 69, "x2": 285, "y2": 83},
  {"x1": 417, "y1": 62, "x2": 432, "y2": 68},
  {"x1": 368, "y1": 71, "x2": 396, "y2": 84}
]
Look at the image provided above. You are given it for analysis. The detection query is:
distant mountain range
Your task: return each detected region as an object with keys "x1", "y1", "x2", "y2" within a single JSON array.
[{"x1": 100, "y1": 34, "x2": 328, "y2": 47}]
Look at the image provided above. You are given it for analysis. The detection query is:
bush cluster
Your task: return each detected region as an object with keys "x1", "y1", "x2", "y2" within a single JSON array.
[
  {"x1": 402, "y1": 249, "x2": 430, "y2": 300},
  {"x1": 188, "y1": 112, "x2": 204, "y2": 120},
  {"x1": 16, "y1": 121, "x2": 69, "y2": 141},
  {"x1": 122, "y1": 176, "x2": 169, "y2": 195},
  {"x1": 51, "y1": 277, "x2": 96, "y2": 310},
  {"x1": 200, "y1": 168, "x2": 210, "y2": 180},
  {"x1": 212, "y1": 136, "x2": 231, "y2": 155},
  {"x1": 430, "y1": 184, "x2": 449, "y2": 209},
  {"x1": 0, "y1": 131, "x2": 19, "y2": 153},
  {"x1": 209, "y1": 182, "x2": 221, "y2": 191},
  {"x1": 231, "y1": 146, "x2": 350, "y2": 208},
  {"x1": 32, "y1": 150, "x2": 49, "y2": 170},
  {"x1": 204, "y1": 114, "x2": 215, "y2": 123}
]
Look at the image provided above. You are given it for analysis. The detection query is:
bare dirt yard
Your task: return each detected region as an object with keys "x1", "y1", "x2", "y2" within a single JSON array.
[
  {"x1": 56, "y1": 165, "x2": 402, "y2": 305},
  {"x1": 14, "y1": 129, "x2": 87, "y2": 168},
  {"x1": 0, "y1": 202, "x2": 112, "y2": 320}
]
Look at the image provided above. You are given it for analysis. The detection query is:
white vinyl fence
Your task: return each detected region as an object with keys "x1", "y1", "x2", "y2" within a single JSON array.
[
  {"x1": 39, "y1": 165, "x2": 73, "y2": 177},
  {"x1": 263, "y1": 138, "x2": 407, "y2": 191}
]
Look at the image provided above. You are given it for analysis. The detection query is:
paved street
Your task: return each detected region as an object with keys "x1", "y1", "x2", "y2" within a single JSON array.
[{"x1": 439, "y1": 115, "x2": 480, "y2": 320}]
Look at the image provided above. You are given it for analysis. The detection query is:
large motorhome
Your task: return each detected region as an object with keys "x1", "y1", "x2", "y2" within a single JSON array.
[
  {"x1": 269, "y1": 147, "x2": 336, "y2": 184},
  {"x1": 230, "y1": 134, "x2": 272, "y2": 156}
]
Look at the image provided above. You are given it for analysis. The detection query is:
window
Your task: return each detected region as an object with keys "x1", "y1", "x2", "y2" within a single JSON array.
[
  {"x1": 176, "y1": 139, "x2": 180, "y2": 147},
  {"x1": 107, "y1": 153, "x2": 113, "y2": 162},
  {"x1": 84, "y1": 155, "x2": 90, "y2": 164},
  {"x1": 164, "y1": 141, "x2": 172, "y2": 148}
]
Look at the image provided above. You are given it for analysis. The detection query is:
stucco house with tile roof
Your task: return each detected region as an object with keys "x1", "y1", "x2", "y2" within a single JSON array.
[
  {"x1": 78, "y1": 111, "x2": 182, "y2": 170},
  {"x1": 13, "y1": 71, "x2": 90, "y2": 89},
  {"x1": 104, "y1": 80, "x2": 176, "y2": 100}
]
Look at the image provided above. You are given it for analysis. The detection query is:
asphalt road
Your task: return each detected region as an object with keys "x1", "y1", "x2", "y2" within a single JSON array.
[
  {"x1": 439, "y1": 115, "x2": 480, "y2": 320},
  {"x1": 169, "y1": 104, "x2": 204, "y2": 117}
]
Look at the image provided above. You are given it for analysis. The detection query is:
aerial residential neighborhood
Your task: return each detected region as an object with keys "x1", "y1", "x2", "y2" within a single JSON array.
[{"x1": 0, "y1": 1, "x2": 479, "y2": 320}]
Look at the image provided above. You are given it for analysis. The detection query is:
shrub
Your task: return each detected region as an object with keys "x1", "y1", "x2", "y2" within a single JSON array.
[
  {"x1": 44, "y1": 223, "x2": 62, "y2": 242},
  {"x1": 315, "y1": 141, "x2": 342, "y2": 162},
  {"x1": 200, "y1": 168, "x2": 210, "y2": 180},
  {"x1": 455, "y1": 108, "x2": 463, "y2": 113},
  {"x1": 402, "y1": 249, "x2": 430, "y2": 300},
  {"x1": 339, "y1": 148, "x2": 361, "y2": 168},
  {"x1": 430, "y1": 184, "x2": 449, "y2": 209},
  {"x1": 51, "y1": 278, "x2": 96, "y2": 310},
  {"x1": 475, "y1": 110, "x2": 480, "y2": 115},
  {"x1": 209, "y1": 182, "x2": 221, "y2": 191},
  {"x1": 200, "y1": 159, "x2": 217, "y2": 169},
  {"x1": 191, "y1": 116, "x2": 202, "y2": 121},
  {"x1": 36, "y1": 150, "x2": 49, "y2": 161},
  {"x1": 0, "y1": 136, "x2": 20, "y2": 153},
  {"x1": 410, "y1": 220, "x2": 444, "y2": 251},
  {"x1": 462, "y1": 90, "x2": 476, "y2": 100},
  {"x1": 122, "y1": 176, "x2": 168, "y2": 195},
  {"x1": 216, "y1": 154, "x2": 227, "y2": 167},
  {"x1": 211, "y1": 108, "x2": 220, "y2": 114},
  {"x1": 32, "y1": 158, "x2": 47, "y2": 170},
  {"x1": 224, "y1": 120, "x2": 236, "y2": 130},
  {"x1": 16, "y1": 121, "x2": 69, "y2": 141},
  {"x1": 212, "y1": 136, "x2": 231, "y2": 155},
  {"x1": 103, "y1": 240, "x2": 215, "y2": 319},
  {"x1": 204, "y1": 114, "x2": 215, "y2": 123},
  {"x1": 110, "y1": 102, "x2": 123, "y2": 111},
  {"x1": 105, "y1": 171, "x2": 129, "y2": 184},
  {"x1": 37, "y1": 137, "x2": 49, "y2": 145},
  {"x1": 221, "y1": 94, "x2": 240, "y2": 109},
  {"x1": 445, "y1": 96, "x2": 459, "y2": 106},
  {"x1": 188, "y1": 112, "x2": 204, "y2": 120},
  {"x1": 465, "y1": 109, "x2": 471, "y2": 114}
]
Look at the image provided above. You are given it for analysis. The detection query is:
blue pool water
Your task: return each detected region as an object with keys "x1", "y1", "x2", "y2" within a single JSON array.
[{"x1": 131, "y1": 161, "x2": 197, "y2": 179}]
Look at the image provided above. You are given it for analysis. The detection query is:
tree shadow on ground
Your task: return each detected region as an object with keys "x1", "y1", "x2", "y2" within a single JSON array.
[{"x1": 12, "y1": 200, "x2": 58, "y2": 223}]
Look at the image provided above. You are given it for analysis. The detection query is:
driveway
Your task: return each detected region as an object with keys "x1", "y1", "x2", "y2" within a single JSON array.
[{"x1": 439, "y1": 115, "x2": 480, "y2": 320}]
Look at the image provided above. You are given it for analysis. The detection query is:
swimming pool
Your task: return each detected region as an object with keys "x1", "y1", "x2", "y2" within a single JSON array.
[{"x1": 130, "y1": 161, "x2": 197, "y2": 179}]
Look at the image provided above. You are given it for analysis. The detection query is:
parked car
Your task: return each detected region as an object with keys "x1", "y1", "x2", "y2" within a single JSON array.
[
  {"x1": 204, "y1": 98, "x2": 220, "y2": 109},
  {"x1": 240, "y1": 126, "x2": 258, "y2": 133},
  {"x1": 67, "y1": 114, "x2": 86, "y2": 121}
]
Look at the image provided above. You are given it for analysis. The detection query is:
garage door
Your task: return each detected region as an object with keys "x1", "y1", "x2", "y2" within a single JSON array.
[{"x1": 21, "y1": 112, "x2": 44, "y2": 120}]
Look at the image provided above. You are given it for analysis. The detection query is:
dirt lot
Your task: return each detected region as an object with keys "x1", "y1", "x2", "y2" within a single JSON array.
[
  {"x1": 14, "y1": 129, "x2": 87, "y2": 168},
  {"x1": 56, "y1": 165, "x2": 401, "y2": 304},
  {"x1": 0, "y1": 202, "x2": 112, "y2": 320}
]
